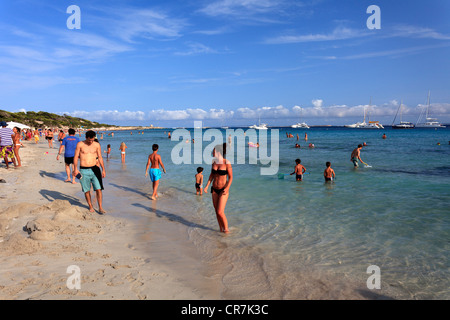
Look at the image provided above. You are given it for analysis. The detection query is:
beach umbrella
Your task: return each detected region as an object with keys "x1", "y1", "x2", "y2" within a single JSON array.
[{"x1": 6, "y1": 121, "x2": 30, "y2": 130}]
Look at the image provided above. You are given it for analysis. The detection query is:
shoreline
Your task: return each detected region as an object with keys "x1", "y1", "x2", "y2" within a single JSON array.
[{"x1": 0, "y1": 141, "x2": 220, "y2": 299}]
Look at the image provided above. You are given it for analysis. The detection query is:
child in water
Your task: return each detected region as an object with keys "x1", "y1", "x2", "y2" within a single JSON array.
[
  {"x1": 324, "y1": 161, "x2": 335, "y2": 182},
  {"x1": 290, "y1": 159, "x2": 306, "y2": 181},
  {"x1": 195, "y1": 167, "x2": 204, "y2": 195},
  {"x1": 104, "y1": 144, "x2": 111, "y2": 160}
]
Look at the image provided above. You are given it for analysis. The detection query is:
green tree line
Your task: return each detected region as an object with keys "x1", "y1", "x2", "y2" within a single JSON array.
[{"x1": 0, "y1": 110, "x2": 114, "y2": 129}]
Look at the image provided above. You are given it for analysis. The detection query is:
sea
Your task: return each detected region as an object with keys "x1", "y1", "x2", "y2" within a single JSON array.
[{"x1": 88, "y1": 126, "x2": 450, "y2": 300}]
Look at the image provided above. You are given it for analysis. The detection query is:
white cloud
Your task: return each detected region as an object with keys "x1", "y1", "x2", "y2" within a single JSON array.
[
  {"x1": 174, "y1": 42, "x2": 219, "y2": 56},
  {"x1": 312, "y1": 99, "x2": 323, "y2": 108},
  {"x1": 60, "y1": 102, "x2": 450, "y2": 124},
  {"x1": 106, "y1": 8, "x2": 186, "y2": 43},
  {"x1": 265, "y1": 26, "x2": 369, "y2": 44}
]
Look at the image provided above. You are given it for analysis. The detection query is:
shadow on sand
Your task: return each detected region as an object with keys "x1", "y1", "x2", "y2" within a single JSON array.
[
  {"x1": 39, "y1": 189, "x2": 88, "y2": 210},
  {"x1": 132, "y1": 203, "x2": 215, "y2": 232}
]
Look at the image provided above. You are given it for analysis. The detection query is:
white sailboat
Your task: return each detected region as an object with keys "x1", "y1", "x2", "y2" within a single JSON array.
[
  {"x1": 345, "y1": 98, "x2": 384, "y2": 129},
  {"x1": 249, "y1": 116, "x2": 268, "y2": 130},
  {"x1": 392, "y1": 100, "x2": 415, "y2": 129},
  {"x1": 416, "y1": 91, "x2": 446, "y2": 128},
  {"x1": 291, "y1": 107, "x2": 309, "y2": 128}
]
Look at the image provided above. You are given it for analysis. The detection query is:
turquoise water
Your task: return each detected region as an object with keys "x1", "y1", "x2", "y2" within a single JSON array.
[{"x1": 97, "y1": 127, "x2": 449, "y2": 299}]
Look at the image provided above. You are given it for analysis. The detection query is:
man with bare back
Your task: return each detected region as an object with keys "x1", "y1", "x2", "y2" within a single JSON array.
[{"x1": 145, "y1": 144, "x2": 166, "y2": 200}]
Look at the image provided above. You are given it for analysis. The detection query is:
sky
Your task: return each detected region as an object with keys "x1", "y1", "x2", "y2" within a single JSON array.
[{"x1": 1, "y1": 0, "x2": 450, "y2": 127}]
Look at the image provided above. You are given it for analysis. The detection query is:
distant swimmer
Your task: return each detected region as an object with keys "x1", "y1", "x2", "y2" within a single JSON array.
[
  {"x1": 290, "y1": 158, "x2": 306, "y2": 181},
  {"x1": 382, "y1": 133, "x2": 386, "y2": 139},
  {"x1": 324, "y1": 161, "x2": 335, "y2": 182},
  {"x1": 350, "y1": 144, "x2": 364, "y2": 167},
  {"x1": 304, "y1": 132, "x2": 308, "y2": 141}
]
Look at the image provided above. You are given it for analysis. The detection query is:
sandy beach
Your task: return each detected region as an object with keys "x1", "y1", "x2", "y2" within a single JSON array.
[{"x1": 0, "y1": 140, "x2": 220, "y2": 300}]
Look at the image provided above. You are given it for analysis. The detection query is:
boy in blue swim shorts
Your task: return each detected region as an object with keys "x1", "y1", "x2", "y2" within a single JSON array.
[{"x1": 145, "y1": 144, "x2": 166, "y2": 200}]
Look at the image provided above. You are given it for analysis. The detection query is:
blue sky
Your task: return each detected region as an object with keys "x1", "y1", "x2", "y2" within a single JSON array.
[{"x1": 1, "y1": 0, "x2": 449, "y2": 127}]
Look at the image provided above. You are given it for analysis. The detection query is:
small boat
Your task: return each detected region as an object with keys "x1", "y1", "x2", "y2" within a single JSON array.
[
  {"x1": 345, "y1": 98, "x2": 383, "y2": 129},
  {"x1": 249, "y1": 123, "x2": 268, "y2": 130},
  {"x1": 291, "y1": 122, "x2": 310, "y2": 129},
  {"x1": 249, "y1": 116, "x2": 268, "y2": 130},
  {"x1": 416, "y1": 91, "x2": 446, "y2": 128},
  {"x1": 291, "y1": 107, "x2": 309, "y2": 128},
  {"x1": 392, "y1": 101, "x2": 415, "y2": 129}
]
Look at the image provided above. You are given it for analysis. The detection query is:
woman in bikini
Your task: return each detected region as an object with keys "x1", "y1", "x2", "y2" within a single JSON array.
[
  {"x1": 119, "y1": 142, "x2": 127, "y2": 163},
  {"x1": 46, "y1": 129, "x2": 54, "y2": 148},
  {"x1": 12, "y1": 127, "x2": 22, "y2": 167},
  {"x1": 204, "y1": 143, "x2": 233, "y2": 233}
]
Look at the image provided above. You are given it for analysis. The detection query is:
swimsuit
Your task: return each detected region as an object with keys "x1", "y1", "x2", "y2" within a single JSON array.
[
  {"x1": 79, "y1": 166, "x2": 104, "y2": 193},
  {"x1": 0, "y1": 145, "x2": 14, "y2": 158},
  {"x1": 211, "y1": 168, "x2": 228, "y2": 194},
  {"x1": 352, "y1": 157, "x2": 359, "y2": 167},
  {"x1": 296, "y1": 174, "x2": 303, "y2": 181},
  {"x1": 149, "y1": 168, "x2": 161, "y2": 182},
  {"x1": 195, "y1": 183, "x2": 201, "y2": 189},
  {"x1": 65, "y1": 156, "x2": 74, "y2": 165},
  {"x1": 325, "y1": 177, "x2": 332, "y2": 182},
  {"x1": 212, "y1": 168, "x2": 227, "y2": 175},
  {"x1": 211, "y1": 186, "x2": 226, "y2": 195}
]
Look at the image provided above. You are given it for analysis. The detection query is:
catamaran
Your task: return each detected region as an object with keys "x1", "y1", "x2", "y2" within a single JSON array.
[
  {"x1": 416, "y1": 91, "x2": 446, "y2": 128},
  {"x1": 392, "y1": 100, "x2": 415, "y2": 129},
  {"x1": 345, "y1": 99, "x2": 384, "y2": 129}
]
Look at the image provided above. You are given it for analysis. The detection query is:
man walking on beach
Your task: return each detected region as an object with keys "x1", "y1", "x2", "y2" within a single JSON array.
[
  {"x1": 350, "y1": 144, "x2": 364, "y2": 168},
  {"x1": 57, "y1": 128, "x2": 80, "y2": 184},
  {"x1": 73, "y1": 130, "x2": 106, "y2": 214},
  {"x1": 0, "y1": 121, "x2": 16, "y2": 169},
  {"x1": 145, "y1": 144, "x2": 166, "y2": 200}
]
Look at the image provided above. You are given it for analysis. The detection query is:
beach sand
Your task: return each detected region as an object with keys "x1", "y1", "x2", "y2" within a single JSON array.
[{"x1": 0, "y1": 141, "x2": 221, "y2": 300}]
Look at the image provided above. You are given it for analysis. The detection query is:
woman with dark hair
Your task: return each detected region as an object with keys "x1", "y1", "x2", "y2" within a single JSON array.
[
  {"x1": 204, "y1": 143, "x2": 233, "y2": 233},
  {"x1": 46, "y1": 129, "x2": 54, "y2": 148}
]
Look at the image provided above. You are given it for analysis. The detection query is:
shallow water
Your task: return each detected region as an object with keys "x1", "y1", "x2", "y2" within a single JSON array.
[{"x1": 95, "y1": 127, "x2": 450, "y2": 299}]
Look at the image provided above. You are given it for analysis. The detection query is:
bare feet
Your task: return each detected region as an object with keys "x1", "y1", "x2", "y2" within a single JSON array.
[
  {"x1": 98, "y1": 209, "x2": 106, "y2": 215},
  {"x1": 64, "y1": 179, "x2": 71, "y2": 183},
  {"x1": 89, "y1": 207, "x2": 95, "y2": 213}
]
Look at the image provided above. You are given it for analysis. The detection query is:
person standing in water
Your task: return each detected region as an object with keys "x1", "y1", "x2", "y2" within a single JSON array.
[
  {"x1": 145, "y1": 144, "x2": 166, "y2": 200},
  {"x1": 350, "y1": 144, "x2": 364, "y2": 168},
  {"x1": 119, "y1": 142, "x2": 127, "y2": 163},
  {"x1": 204, "y1": 143, "x2": 233, "y2": 233},
  {"x1": 324, "y1": 161, "x2": 336, "y2": 182}
]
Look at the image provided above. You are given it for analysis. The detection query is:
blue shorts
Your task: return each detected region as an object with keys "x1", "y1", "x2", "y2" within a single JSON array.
[
  {"x1": 149, "y1": 168, "x2": 161, "y2": 182},
  {"x1": 79, "y1": 168, "x2": 102, "y2": 193}
]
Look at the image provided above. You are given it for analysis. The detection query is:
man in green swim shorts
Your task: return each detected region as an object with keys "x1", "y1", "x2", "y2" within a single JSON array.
[
  {"x1": 73, "y1": 130, "x2": 106, "y2": 214},
  {"x1": 350, "y1": 144, "x2": 364, "y2": 167}
]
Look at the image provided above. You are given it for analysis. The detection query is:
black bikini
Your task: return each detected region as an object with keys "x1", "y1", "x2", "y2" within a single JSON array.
[{"x1": 211, "y1": 168, "x2": 227, "y2": 194}]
